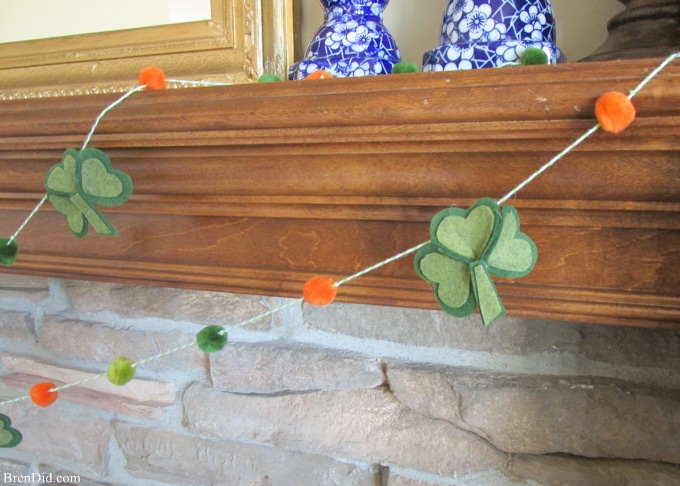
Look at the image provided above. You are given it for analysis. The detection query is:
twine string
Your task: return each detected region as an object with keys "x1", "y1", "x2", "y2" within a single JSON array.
[
  {"x1": 48, "y1": 373, "x2": 107, "y2": 394},
  {"x1": 627, "y1": 52, "x2": 679, "y2": 99},
  {"x1": 496, "y1": 124, "x2": 601, "y2": 206},
  {"x1": 167, "y1": 79, "x2": 233, "y2": 88},
  {"x1": 333, "y1": 241, "x2": 431, "y2": 288},
  {"x1": 0, "y1": 395, "x2": 30, "y2": 406},
  {"x1": 225, "y1": 298, "x2": 304, "y2": 333},
  {"x1": 132, "y1": 340, "x2": 198, "y2": 369},
  {"x1": 81, "y1": 85, "x2": 147, "y2": 151},
  {"x1": 7, "y1": 195, "x2": 48, "y2": 245}
]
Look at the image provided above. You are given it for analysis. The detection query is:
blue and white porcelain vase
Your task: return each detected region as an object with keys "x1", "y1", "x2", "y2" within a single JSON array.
[
  {"x1": 423, "y1": 0, "x2": 561, "y2": 71},
  {"x1": 288, "y1": 0, "x2": 401, "y2": 79}
]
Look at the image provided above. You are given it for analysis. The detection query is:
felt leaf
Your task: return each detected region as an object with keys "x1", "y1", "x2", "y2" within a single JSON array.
[
  {"x1": 486, "y1": 205, "x2": 538, "y2": 278},
  {"x1": 471, "y1": 262, "x2": 506, "y2": 325},
  {"x1": 0, "y1": 414, "x2": 22, "y2": 448},
  {"x1": 70, "y1": 193, "x2": 118, "y2": 236},
  {"x1": 0, "y1": 238, "x2": 19, "y2": 266},
  {"x1": 48, "y1": 195, "x2": 88, "y2": 238},
  {"x1": 45, "y1": 150, "x2": 78, "y2": 196},
  {"x1": 414, "y1": 247, "x2": 475, "y2": 317},
  {"x1": 78, "y1": 151, "x2": 132, "y2": 206},
  {"x1": 431, "y1": 198, "x2": 500, "y2": 262}
]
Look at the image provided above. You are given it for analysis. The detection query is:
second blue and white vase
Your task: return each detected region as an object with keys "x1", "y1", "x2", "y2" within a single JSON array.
[{"x1": 423, "y1": 0, "x2": 562, "y2": 71}]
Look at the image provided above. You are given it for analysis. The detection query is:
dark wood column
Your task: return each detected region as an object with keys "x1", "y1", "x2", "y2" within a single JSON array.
[{"x1": 582, "y1": 0, "x2": 680, "y2": 61}]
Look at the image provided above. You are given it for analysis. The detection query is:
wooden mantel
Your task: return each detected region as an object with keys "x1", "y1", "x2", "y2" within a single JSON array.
[{"x1": 0, "y1": 58, "x2": 678, "y2": 329}]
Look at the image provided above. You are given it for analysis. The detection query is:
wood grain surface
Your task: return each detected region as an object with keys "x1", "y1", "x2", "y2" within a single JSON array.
[{"x1": 0, "y1": 58, "x2": 678, "y2": 328}]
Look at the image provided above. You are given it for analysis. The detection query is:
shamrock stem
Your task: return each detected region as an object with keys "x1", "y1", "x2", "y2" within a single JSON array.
[
  {"x1": 69, "y1": 194, "x2": 117, "y2": 236},
  {"x1": 470, "y1": 262, "x2": 506, "y2": 325}
]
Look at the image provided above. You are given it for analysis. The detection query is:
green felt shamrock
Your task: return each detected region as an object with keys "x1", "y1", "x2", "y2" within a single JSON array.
[
  {"x1": 0, "y1": 413, "x2": 22, "y2": 448},
  {"x1": 45, "y1": 148, "x2": 133, "y2": 238},
  {"x1": 415, "y1": 198, "x2": 537, "y2": 325}
]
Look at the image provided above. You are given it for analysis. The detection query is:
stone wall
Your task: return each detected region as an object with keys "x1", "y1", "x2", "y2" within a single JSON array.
[{"x1": 0, "y1": 274, "x2": 678, "y2": 485}]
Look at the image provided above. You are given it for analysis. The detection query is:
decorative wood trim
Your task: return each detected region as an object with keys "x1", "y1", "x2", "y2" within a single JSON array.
[{"x1": 0, "y1": 58, "x2": 678, "y2": 328}]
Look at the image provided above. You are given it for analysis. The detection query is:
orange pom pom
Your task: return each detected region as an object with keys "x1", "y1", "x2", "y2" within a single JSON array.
[
  {"x1": 139, "y1": 66, "x2": 166, "y2": 90},
  {"x1": 305, "y1": 70, "x2": 334, "y2": 80},
  {"x1": 303, "y1": 277, "x2": 337, "y2": 306},
  {"x1": 595, "y1": 91, "x2": 636, "y2": 133},
  {"x1": 30, "y1": 382, "x2": 58, "y2": 407}
]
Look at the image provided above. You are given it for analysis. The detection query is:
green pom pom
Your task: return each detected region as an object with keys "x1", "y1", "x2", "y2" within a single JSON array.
[
  {"x1": 520, "y1": 47, "x2": 549, "y2": 66},
  {"x1": 391, "y1": 62, "x2": 418, "y2": 74},
  {"x1": 107, "y1": 356, "x2": 136, "y2": 386},
  {"x1": 0, "y1": 238, "x2": 19, "y2": 266},
  {"x1": 258, "y1": 73, "x2": 281, "y2": 83},
  {"x1": 197, "y1": 325, "x2": 228, "y2": 353}
]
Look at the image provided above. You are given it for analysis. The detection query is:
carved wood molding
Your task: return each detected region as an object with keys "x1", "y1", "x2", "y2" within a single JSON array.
[{"x1": 0, "y1": 58, "x2": 678, "y2": 328}]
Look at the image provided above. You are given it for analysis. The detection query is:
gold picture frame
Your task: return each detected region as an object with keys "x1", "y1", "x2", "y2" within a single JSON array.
[{"x1": 0, "y1": 0, "x2": 299, "y2": 99}]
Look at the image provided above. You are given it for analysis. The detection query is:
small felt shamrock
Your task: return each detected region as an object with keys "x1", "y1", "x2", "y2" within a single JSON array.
[
  {"x1": 0, "y1": 413, "x2": 22, "y2": 448},
  {"x1": 415, "y1": 198, "x2": 538, "y2": 325},
  {"x1": 45, "y1": 148, "x2": 133, "y2": 238}
]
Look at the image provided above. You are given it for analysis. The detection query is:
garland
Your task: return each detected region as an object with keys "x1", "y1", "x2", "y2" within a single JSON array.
[{"x1": 0, "y1": 53, "x2": 676, "y2": 448}]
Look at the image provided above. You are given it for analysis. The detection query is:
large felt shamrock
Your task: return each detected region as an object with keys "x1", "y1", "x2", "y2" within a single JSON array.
[
  {"x1": 414, "y1": 198, "x2": 538, "y2": 325},
  {"x1": 0, "y1": 413, "x2": 22, "y2": 448},
  {"x1": 45, "y1": 148, "x2": 133, "y2": 238}
]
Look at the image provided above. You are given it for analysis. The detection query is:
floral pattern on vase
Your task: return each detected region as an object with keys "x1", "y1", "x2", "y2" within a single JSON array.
[
  {"x1": 289, "y1": 0, "x2": 401, "y2": 79},
  {"x1": 423, "y1": 0, "x2": 561, "y2": 72}
]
